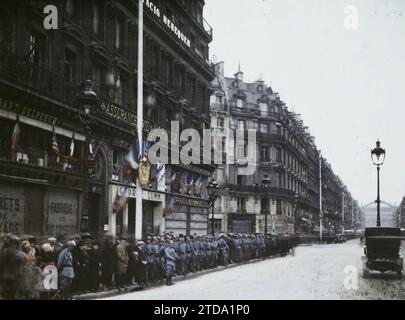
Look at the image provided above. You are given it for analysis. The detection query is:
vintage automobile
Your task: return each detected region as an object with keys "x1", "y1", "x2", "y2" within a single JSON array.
[{"x1": 361, "y1": 227, "x2": 403, "y2": 279}]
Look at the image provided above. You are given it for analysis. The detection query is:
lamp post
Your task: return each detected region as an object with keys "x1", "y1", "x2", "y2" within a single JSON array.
[
  {"x1": 261, "y1": 175, "x2": 271, "y2": 235},
  {"x1": 294, "y1": 193, "x2": 299, "y2": 233},
  {"x1": 77, "y1": 79, "x2": 98, "y2": 234},
  {"x1": 371, "y1": 140, "x2": 386, "y2": 227},
  {"x1": 207, "y1": 179, "x2": 220, "y2": 235}
]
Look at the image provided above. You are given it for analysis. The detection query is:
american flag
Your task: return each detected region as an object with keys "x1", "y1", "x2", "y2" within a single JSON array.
[{"x1": 52, "y1": 128, "x2": 60, "y2": 163}]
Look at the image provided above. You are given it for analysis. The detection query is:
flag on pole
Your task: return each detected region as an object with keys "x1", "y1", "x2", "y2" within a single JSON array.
[
  {"x1": 163, "y1": 195, "x2": 175, "y2": 217},
  {"x1": 11, "y1": 118, "x2": 21, "y2": 151},
  {"x1": 123, "y1": 135, "x2": 140, "y2": 180},
  {"x1": 194, "y1": 176, "x2": 203, "y2": 196},
  {"x1": 113, "y1": 181, "x2": 131, "y2": 214},
  {"x1": 89, "y1": 137, "x2": 104, "y2": 160},
  {"x1": 69, "y1": 135, "x2": 75, "y2": 158},
  {"x1": 52, "y1": 126, "x2": 60, "y2": 163}
]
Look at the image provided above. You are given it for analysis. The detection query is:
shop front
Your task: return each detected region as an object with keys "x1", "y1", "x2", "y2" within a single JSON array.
[
  {"x1": 0, "y1": 181, "x2": 81, "y2": 239},
  {"x1": 108, "y1": 184, "x2": 165, "y2": 238},
  {"x1": 164, "y1": 195, "x2": 209, "y2": 236},
  {"x1": 227, "y1": 213, "x2": 256, "y2": 234},
  {"x1": 0, "y1": 95, "x2": 88, "y2": 239}
]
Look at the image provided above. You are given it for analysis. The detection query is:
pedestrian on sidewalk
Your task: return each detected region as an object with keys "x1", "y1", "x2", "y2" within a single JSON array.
[
  {"x1": 115, "y1": 236, "x2": 129, "y2": 290},
  {"x1": 57, "y1": 241, "x2": 75, "y2": 300}
]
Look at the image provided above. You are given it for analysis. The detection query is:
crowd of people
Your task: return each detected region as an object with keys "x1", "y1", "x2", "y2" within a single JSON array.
[{"x1": 0, "y1": 232, "x2": 298, "y2": 300}]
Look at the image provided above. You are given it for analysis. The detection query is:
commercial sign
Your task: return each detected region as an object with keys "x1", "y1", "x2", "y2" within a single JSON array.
[
  {"x1": 47, "y1": 190, "x2": 78, "y2": 237},
  {"x1": 0, "y1": 97, "x2": 58, "y2": 125},
  {"x1": 174, "y1": 196, "x2": 208, "y2": 208},
  {"x1": 99, "y1": 100, "x2": 163, "y2": 133},
  {"x1": 0, "y1": 186, "x2": 25, "y2": 234},
  {"x1": 144, "y1": 0, "x2": 191, "y2": 48},
  {"x1": 111, "y1": 185, "x2": 163, "y2": 202}
]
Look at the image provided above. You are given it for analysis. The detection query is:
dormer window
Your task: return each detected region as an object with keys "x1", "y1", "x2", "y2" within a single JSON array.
[
  {"x1": 233, "y1": 80, "x2": 238, "y2": 88},
  {"x1": 257, "y1": 85, "x2": 263, "y2": 92}
]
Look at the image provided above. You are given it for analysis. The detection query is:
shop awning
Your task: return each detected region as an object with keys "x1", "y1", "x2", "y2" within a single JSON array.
[{"x1": 0, "y1": 109, "x2": 85, "y2": 141}]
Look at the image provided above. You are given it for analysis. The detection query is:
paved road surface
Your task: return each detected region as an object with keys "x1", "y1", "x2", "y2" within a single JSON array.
[{"x1": 101, "y1": 240, "x2": 405, "y2": 300}]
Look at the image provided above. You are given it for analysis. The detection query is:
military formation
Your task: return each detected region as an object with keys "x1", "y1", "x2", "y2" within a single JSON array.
[{"x1": 0, "y1": 232, "x2": 298, "y2": 300}]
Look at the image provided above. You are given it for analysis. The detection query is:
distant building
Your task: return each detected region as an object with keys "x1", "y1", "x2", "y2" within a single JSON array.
[
  {"x1": 362, "y1": 201, "x2": 395, "y2": 228},
  {"x1": 209, "y1": 62, "x2": 359, "y2": 235}
]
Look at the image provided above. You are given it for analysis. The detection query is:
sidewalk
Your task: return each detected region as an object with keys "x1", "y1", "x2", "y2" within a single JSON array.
[{"x1": 74, "y1": 253, "x2": 283, "y2": 300}]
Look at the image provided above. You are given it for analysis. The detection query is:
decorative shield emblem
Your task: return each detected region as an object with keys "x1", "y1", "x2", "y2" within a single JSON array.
[{"x1": 139, "y1": 157, "x2": 151, "y2": 187}]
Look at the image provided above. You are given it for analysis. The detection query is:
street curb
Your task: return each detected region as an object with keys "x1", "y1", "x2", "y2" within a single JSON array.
[{"x1": 76, "y1": 254, "x2": 284, "y2": 300}]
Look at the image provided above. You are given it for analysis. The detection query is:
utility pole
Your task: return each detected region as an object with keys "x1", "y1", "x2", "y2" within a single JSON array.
[
  {"x1": 319, "y1": 151, "x2": 323, "y2": 243},
  {"x1": 135, "y1": 0, "x2": 144, "y2": 240},
  {"x1": 342, "y1": 191, "x2": 345, "y2": 232}
]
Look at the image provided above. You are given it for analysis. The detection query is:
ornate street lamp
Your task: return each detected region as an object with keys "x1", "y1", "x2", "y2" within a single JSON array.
[
  {"x1": 77, "y1": 79, "x2": 98, "y2": 233},
  {"x1": 207, "y1": 179, "x2": 220, "y2": 235},
  {"x1": 371, "y1": 140, "x2": 386, "y2": 227},
  {"x1": 261, "y1": 175, "x2": 271, "y2": 234}
]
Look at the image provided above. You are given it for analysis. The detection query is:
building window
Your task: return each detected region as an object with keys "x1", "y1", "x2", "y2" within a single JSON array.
[
  {"x1": 115, "y1": 18, "x2": 123, "y2": 51},
  {"x1": 260, "y1": 102, "x2": 268, "y2": 116},
  {"x1": 237, "y1": 99, "x2": 243, "y2": 109},
  {"x1": 250, "y1": 121, "x2": 258, "y2": 129},
  {"x1": 93, "y1": 2, "x2": 102, "y2": 36},
  {"x1": 217, "y1": 117, "x2": 224, "y2": 128},
  {"x1": 64, "y1": 49, "x2": 78, "y2": 83},
  {"x1": 260, "y1": 123, "x2": 269, "y2": 133},
  {"x1": 261, "y1": 147, "x2": 269, "y2": 162},
  {"x1": 66, "y1": 0, "x2": 74, "y2": 17},
  {"x1": 237, "y1": 120, "x2": 245, "y2": 130}
]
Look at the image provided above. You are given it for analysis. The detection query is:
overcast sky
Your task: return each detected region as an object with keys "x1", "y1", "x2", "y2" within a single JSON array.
[{"x1": 205, "y1": 0, "x2": 405, "y2": 206}]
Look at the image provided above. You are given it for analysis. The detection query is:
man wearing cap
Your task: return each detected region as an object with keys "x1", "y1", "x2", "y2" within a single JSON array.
[
  {"x1": 185, "y1": 236, "x2": 193, "y2": 273},
  {"x1": 218, "y1": 234, "x2": 230, "y2": 266},
  {"x1": 115, "y1": 236, "x2": 129, "y2": 290},
  {"x1": 144, "y1": 236, "x2": 154, "y2": 283},
  {"x1": 175, "y1": 236, "x2": 187, "y2": 276},
  {"x1": 158, "y1": 238, "x2": 166, "y2": 282},
  {"x1": 150, "y1": 237, "x2": 160, "y2": 283},
  {"x1": 57, "y1": 241, "x2": 75, "y2": 300},
  {"x1": 163, "y1": 240, "x2": 177, "y2": 286}
]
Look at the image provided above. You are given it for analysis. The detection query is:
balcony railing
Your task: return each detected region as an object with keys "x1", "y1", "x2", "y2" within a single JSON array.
[
  {"x1": 0, "y1": 143, "x2": 83, "y2": 176},
  {"x1": 210, "y1": 102, "x2": 228, "y2": 112},
  {"x1": 203, "y1": 18, "x2": 213, "y2": 38},
  {"x1": 0, "y1": 47, "x2": 78, "y2": 107}
]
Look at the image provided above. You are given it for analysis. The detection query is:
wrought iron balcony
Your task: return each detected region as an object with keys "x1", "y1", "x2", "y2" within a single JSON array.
[{"x1": 0, "y1": 47, "x2": 78, "y2": 107}]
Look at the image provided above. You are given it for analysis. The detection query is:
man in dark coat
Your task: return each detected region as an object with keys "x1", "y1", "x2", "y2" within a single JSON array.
[
  {"x1": 0, "y1": 235, "x2": 25, "y2": 300},
  {"x1": 134, "y1": 241, "x2": 148, "y2": 288},
  {"x1": 88, "y1": 242, "x2": 102, "y2": 292},
  {"x1": 100, "y1": 236, "x2": 116, "y2": 291},
  {"x1": 176, "y1": 236, "x2": 187, "y2": 276}
]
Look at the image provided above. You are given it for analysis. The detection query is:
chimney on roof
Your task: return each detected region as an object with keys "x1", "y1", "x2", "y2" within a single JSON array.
[{"x1": 234, "y1": 61, "x2": 244, "y2": 81}]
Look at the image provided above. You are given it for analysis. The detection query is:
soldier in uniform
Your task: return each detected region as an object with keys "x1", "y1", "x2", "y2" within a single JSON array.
[
  {"x1": 205, "y1": 236, "x2": 212, "y2": 269},
  {"x1": 175, "y1": 236, "x2": 187, "y2": 276},
  {"x1": 192, "y1": 236, "x2": 200, "y2": 272},
  {"x1": 164, "y1": 240, "x2": 177, "y2": 286},
  {"x1": 241, "y1": 235, "x2": 247, "y2": 262},
  {"x1": 158, "y1": 238, "x2": 166, "y2": 282},
  {"x1": 211, "y1": 236, "x2": 219, "y2": 268},
  {"x1": 218, "y1": 234, "x2": 230, "y2": 266},
  {"x1": 151, "y1": 237, "x2": 160, "y2": 283},
  {"x1": 197, "y1": 236, "x2": 205, "y2": 271},
  {"x1": 144, "y1": 236, "x2": 154, "y2": 283}
]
